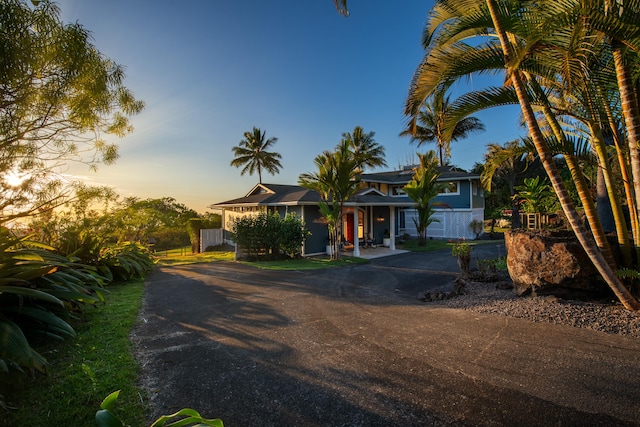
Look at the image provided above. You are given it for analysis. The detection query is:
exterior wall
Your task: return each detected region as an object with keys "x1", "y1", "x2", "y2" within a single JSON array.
[
  {"x1": 435, "y1": 180, "x2": 471, "y2": 209},
  {"x1": 302, "y1": 205, "x2": 328, "y2": 255},
  {"x1": 471, "y1": 180, "x2": 484, "y2": 209},
  {"x1": 400, "y1": 208, "x2": 484, "y2": 240}
]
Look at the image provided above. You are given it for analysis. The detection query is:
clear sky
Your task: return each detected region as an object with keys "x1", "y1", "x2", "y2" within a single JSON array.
[{"x1": 57, "y1": 0, "x2": 525, "y2": 213}]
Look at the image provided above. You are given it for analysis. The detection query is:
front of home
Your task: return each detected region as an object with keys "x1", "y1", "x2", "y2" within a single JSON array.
[{"x1": 211, "y1": 166, "x2": 484, "y2": 256}]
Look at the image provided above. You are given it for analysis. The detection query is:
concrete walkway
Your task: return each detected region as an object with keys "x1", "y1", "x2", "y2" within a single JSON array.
[{"x1": 132, "y1": 246, "x2": 640, "y2": 426}]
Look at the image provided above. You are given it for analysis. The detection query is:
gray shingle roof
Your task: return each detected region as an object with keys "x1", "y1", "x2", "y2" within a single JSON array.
[
  {"x1": 361, "y1": 165, "x2": 479, "y2": 184},
  {"x1": 212, "y1": 183, "x2": 414, "y2": 208}
]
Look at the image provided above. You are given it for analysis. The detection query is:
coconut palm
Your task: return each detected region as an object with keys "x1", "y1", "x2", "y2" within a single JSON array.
[
  {"x1": 401, "y1": 90, "x2": 485, "y2": 166},
  {"x1": 341, "y1": 126, "x2": 387, "y2": 173},
  {"x1": 230, "y1": 127, "x2": 282, "y2": 184}
]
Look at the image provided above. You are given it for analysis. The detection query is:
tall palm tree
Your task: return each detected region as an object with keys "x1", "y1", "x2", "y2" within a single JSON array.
[
  {"x1": 341, "y1": 126, "x2": 387, "y2": 173},
  {"x1": 401, "y1": 90, "x2": 485, "y2": 166},
  {"x1": 230, "y1": 127, "x2": 282, "y2": 184},
  {"x1": 483, "y1": 0, "x2": 638, "y2": 309},
  {"x1": 299, "y1": 140, "x2": 360, "y2": 260},
  {"x1": 403, "y1": 0, "x2": 639, "y2": 309},
  {"x1": 334, "y1": 0, "x2": 640, "y2": 308}
]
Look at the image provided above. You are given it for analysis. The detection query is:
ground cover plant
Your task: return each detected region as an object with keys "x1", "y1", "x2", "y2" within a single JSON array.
[{"x1": 2, "y1": 281, "x2": 146, "y2": 426}]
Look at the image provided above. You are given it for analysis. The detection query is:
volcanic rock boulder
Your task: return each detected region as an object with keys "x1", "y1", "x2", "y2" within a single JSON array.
[{"x1": 505, "y1": 229, "x2": 606, "y2": 297}]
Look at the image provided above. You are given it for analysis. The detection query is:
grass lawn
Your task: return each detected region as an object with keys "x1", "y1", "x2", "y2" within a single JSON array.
[
  {"x1": 3, "y1": 281, "x2": 147, "y2": 427},
  {"x1": 400, "y1": 237, "x2": 505, "y2": 253},
  {"x1": 243, "y1": 255, "x2": 369, "y2": 270},
  {"x1": 155, "y1": 245, "x2": 235, "y2": 266}
]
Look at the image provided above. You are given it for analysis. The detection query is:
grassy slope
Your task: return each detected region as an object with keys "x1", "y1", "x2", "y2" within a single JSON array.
[{"x1": 4, "y1": 282, "x2": 146, "y2": 427}]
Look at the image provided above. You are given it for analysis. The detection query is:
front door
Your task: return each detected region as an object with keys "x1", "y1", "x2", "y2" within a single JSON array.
[{"x1": 345, "y1": 213, "x2": 354, "y2": 243}]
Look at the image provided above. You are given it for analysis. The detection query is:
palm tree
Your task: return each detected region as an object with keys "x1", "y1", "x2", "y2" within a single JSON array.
[
  {"x1": 335, "y1": 0, "x2": 640, "y2": 308},
  {"x1": 483, "y1": 0, "x2": 638, "y2": 310},
  {"x1": 403, "y1": 151, "x2": 447, "y2": 246},
  {"x1": 341, "y1": 126, "x2": 387, "y2": 173},
  {"x1": 401, "y1": 90, "x2": 485, "y2": 166},
  {"x1": 299, "y1": 140, "x2": 360, "y2": 260},
  {"x1": 403, "y1": 0, "x2": 639, "y2": 309},
  {"x1": 230, "y1": 127, "x2": 282, "y2": 184}
]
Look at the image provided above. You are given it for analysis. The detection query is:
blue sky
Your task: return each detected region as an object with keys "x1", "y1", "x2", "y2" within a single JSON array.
[{"x1": 58, "y1": 0, "x2": 525, "y2": 213}]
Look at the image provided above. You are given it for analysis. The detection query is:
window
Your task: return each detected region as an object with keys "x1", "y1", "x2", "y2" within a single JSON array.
[
  {"x1": 438, "y1": 181, "x2": 459, "y2": 195},
  {"x1": 391, "y1": 185, "x2": 406, "y2": 196}
]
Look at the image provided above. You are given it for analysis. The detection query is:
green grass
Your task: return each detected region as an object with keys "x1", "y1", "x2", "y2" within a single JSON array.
[
  {"x1": 400, "y1": 238, "x2": 505, "y2": 253},
  {"x1": 399, "y1": 238, "x2": 451, "y2": 252},
  {"x1": 155, "y1": 246, "x2": 236, "y2": 266},
  {"x1": 242, "y1": 255, "x2": 369, "y2": 270},
  {"x1": 3, "y1": 281, "x2": 146, "y2": 427}
]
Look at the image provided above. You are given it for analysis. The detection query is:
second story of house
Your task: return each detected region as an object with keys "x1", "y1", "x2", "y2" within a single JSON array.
[{"x1": 360, "y1": 165, "x2": 484, "y2": 210}]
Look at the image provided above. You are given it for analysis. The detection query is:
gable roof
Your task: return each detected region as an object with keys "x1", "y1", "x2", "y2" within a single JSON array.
[
  {"x1": 212, "y1": 183, "x2": 321, "y2": 208},
  {"x1": 211, "y1": 183, "x2": 415, "y2": 209},
  {"x1": 361, "y1": 165, "x2": 480, "y2": 184}
]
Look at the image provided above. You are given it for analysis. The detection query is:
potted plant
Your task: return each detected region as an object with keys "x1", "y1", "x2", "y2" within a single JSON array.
[{"x1": 383, "y1": 229, "x2": 391, "y2": 247}]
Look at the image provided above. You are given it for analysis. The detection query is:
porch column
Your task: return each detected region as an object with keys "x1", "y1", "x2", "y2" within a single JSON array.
[
  {"x1": 353, "y1": 208, "x2": 360, "y2": 257},
  {"x1": 389, "y1": 206, "x2": 396, "y2": 250}
]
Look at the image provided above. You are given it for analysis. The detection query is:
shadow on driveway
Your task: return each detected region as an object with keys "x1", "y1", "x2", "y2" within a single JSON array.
[{"x1": 132, "y1": 247, "x2": 640, "y2": 426}]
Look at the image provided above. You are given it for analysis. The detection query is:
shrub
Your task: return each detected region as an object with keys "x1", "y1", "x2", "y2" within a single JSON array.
[
  {"x1": 0, "y1": 235, "x2": 107, "y2": 376},
  {"x1": 231, "y1": 212, "x2": 310, "y2": 260},
  {"x1": 98, "y1": 242, "x2": 155, "y2": 282}
]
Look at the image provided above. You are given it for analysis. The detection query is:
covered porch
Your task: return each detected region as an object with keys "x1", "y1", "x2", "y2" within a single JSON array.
[{"x1": 340, "y1": 189, "x2": 415, "y2": 258}]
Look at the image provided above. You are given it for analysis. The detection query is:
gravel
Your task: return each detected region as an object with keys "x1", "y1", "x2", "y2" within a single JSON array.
[{"x1": 431, "y1": 278, "x2": 640, "y2": 338}]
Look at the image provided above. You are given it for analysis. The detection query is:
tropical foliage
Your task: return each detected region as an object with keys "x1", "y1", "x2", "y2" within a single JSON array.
[
  {"x1": 27, "y1": 190, "x2": 203, "y2": 252},
  {"x1": 96, "y1": 390, "x2": 224, "y2": 427},
  {"x1": 403, "y1": 151, "x2": 448, "y2": 246},
  {"x1": 0, "y1": 0, "x2": 144, "y2": 224},
  {"x1": 401, "y1": 0, "x2": 640, "y2": 310},
  {"x1": 514, "y1": 177, "x2": 557, "y2": 215},
  {"x1": 401, "y1": 90, "x2": 485, "y2": 166},
  {"x1": 230, "y1": 127, "x2": 282, "y2": 184},
  {"x1": 231, "y1": 212, "x2": 310, "y2": 260},
  {"x1": 0, "y1": 233, "x2": 153, "y2": 379},
  {"x1": 342, "y1": 126, "x2": 387, "y2": 172}
]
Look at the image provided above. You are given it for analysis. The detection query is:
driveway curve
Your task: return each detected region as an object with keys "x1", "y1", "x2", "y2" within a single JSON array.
[{"x1": 132, "y1": 246, "x2": 640, "y2": 426}]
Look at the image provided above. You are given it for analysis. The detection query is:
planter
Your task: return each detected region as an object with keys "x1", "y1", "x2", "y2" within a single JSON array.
[{"x1": 383, "y1": 237, "x2": 391, "y2": 247}]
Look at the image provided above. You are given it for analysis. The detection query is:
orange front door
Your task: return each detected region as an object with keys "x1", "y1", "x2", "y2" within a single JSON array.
[{"x1": 345, "y1": 213, "x2": 354, "y2": 243}]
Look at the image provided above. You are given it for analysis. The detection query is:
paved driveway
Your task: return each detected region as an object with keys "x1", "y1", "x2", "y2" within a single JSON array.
[{"x1": 132, "y1": 247, "x2": 640, "y2": 426}]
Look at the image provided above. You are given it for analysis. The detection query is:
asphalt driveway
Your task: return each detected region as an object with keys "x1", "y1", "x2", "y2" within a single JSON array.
[{"x1": 132, "y1": 245, "x2": 640, "y2": 426}]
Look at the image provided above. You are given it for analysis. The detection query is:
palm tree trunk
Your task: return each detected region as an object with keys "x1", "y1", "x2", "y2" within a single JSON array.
[
  {"x1": 612, "y1": 45, "x2": 640, "y2": 252},
  {"x1": 601, "y1": 94, "x2": 640, "y2": 255},
  {"x1": 486, "y1": 0, "x2": 639, "y2": 310},
  {"x1": 535, "y1": 99, "x2": 616, "y2": 268},
  {"x1": 588, "y1": 122, "x2": 632, "y2": 266}
]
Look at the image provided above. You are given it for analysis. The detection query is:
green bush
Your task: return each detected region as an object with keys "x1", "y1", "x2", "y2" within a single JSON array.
[
  {"x1": 98, "y1": 242, "x2": 155, "y2": 282},
  {"x1": 231, "y1": 212, "x2": 310, "y2": 260}
]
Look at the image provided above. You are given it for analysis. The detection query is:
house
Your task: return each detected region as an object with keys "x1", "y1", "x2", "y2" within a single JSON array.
[{"x1": 211, "y1": 166, "x2": 484, "y2": 256}]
